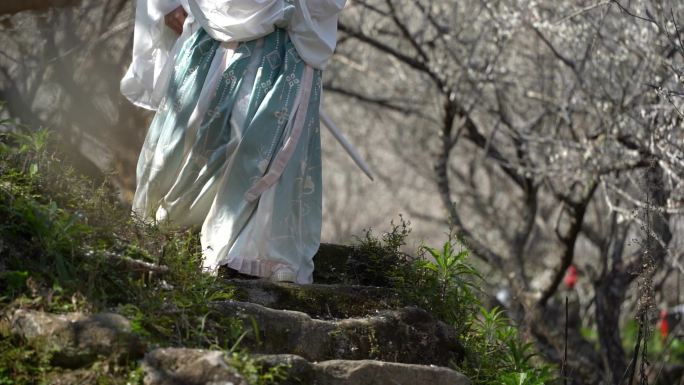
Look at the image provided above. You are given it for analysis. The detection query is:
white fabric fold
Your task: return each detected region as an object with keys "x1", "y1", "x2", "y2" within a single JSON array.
[
  {"x1": 121, "y1": 0, "x2": 183, "y2": 110},
  {"x1": 121, "y1": 0, "x2": 345, "y2": 110},
  {"x1": 288, "y1": 0, "x2": 345, "y2": 70},
  {"x1": 187, "y1": 0, "x2": 289, "y2": 42}
]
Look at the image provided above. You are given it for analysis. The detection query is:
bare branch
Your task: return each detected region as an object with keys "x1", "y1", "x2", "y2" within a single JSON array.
[{"x1": 0, "y1": 0, "x2": 78, "y2": 15}]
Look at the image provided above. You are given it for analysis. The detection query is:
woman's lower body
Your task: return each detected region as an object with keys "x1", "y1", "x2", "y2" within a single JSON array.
[{"x1": 132, "y1": 27, "x2": 323, "y2": 284}]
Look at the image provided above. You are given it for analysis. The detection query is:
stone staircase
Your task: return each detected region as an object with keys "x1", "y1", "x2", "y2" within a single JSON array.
[{"x1": 1, "y1": 245, "x2": 471, "y2": 385}]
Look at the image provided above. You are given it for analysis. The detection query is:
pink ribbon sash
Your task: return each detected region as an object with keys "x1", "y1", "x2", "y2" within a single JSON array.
[{"x1": 244, "y1": 64, "x2": 315, "y2": 202}]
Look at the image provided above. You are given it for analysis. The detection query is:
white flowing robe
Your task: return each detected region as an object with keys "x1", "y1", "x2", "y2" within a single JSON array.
[
  {"x1": 121, "y1": 0, "x2": 344, "y2": 110},
  {"x1": 121, "y1": 0, "x2": 345, "y2": 283}
]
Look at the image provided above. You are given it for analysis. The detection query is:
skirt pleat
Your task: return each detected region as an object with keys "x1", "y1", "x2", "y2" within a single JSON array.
[{"x1": 133, "y1": 28, "x2": 323, "y2": 283}]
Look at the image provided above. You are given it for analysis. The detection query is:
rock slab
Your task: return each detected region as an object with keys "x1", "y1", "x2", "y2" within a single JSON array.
[
  {"x1": 315, "y1": 359, "x2": 471, "y2": 385},
  {"x1": 143, "y1": 348, "x2": 248, "y2": 385},
  {"x1": 211, "y1": 300, "x2": 463, "y2": 366},
  {"x1": 225, "y1": 279, "x2": 404, "y2": 319},
  {"x1": 144, "y1": 348, "x2": 471, "y2": 385},
  {"x1": 3, "y1": 309, "x2": 145, "y2": 368}
]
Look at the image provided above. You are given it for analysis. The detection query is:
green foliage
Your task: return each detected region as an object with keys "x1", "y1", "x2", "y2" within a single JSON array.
[
  {"x1": 0, "y1": 270, "x2": 28, "y2": 299},
  {"x1": 0, "y1": 337, "x2": 54, "y2": 385},
  {"x1": 348, "y1": 219, "x2": 481, "y2": 322},
  {"x1": 0, "y1": 333, "x2": 147, "y2": 385},
  {"x1": 460, "y1": 307, "x2": 556, "y2": 384},
  {"x1": 226, "y1": 352, "x2": 288, "y2": 385},
  {"x1": 125, "y1": 366, "x2": 145, "y2": 385},
  {"x1": 622, "y1": 319, "x2": 684, "y2": 363},
  {"x1": 498, "y1": 370, "x2": 556, "y2": 385},
  {"x1": 0, "y1": 128, "x2": 123, "y2": 308},
  {"x1": 0, "y1": 126, "x2": 279, "y2": 384},
  {"x1": 345, "y1": 215, "x2": 413, "y2": 286},
  {"x1": 409, "y1": 236, "x2": 481, "y2": 332},
  {"x1": 353, "y1": 223, "x2": 557, "y2": 384}
]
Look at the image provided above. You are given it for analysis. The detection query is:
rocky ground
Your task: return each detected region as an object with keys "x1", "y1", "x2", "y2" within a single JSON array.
[{"x1": 1, "y1": 245, "x2": 471, "y2": 385}]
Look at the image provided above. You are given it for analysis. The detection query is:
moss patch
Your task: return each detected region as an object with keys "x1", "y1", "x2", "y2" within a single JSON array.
[{"x1": 226, "y1": 279, "x2": 406, "y2": 319}]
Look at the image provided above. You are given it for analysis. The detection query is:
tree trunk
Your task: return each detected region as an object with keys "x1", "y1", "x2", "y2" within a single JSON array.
[{"x1": 595, "y1": 271, "x2": 629, "y2": 385}]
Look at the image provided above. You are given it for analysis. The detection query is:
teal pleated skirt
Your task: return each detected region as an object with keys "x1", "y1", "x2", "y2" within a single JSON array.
[{"x1": 133, "y1": 28, "x2": 323, "y2": 283}]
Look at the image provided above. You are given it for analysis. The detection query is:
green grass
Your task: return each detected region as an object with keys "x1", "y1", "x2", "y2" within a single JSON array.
[{"x1": 0, "y1": 124, "x2": 283, "y2": 383}]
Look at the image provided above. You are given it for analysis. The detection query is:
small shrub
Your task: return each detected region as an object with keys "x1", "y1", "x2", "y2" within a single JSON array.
[
  {"x1": 408, "y1": 235, "x2": 481, "y2": 332},
  {"x1": 346, "y1": 215, "x2": 413, "y2": 286},
  {"x1": 0, "y1": 337, "x2": 54, "y2": 385},
  {"x1": 226, "y1": 352, "x2": 288, "y2": 385},
  {"x1": 352, "y1": 221, "x2": 557, "y2": 384}
]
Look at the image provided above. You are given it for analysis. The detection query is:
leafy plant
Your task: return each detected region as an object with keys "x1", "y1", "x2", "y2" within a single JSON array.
[
  {"x1": 345, "y1": 215, "x2": 413, "y2": 286},
  {"x1": 226, "y1": 352, "x2": 288, "y2": 385},
  {"x1": 410, "y1": 235, "x2": 481, "y2": 329},
  {"x1": 0, "y1": 337, "x2": 53, "y2": 385},
  {"x1": 352, "y1": 221, "x2": 557, "y2": 384},
  {"x1": 499, "y1": 369, "x2": 556, "y2": 385},
  {"x1": 460, "y1": 307, "x2": 556, "y2": 384}
]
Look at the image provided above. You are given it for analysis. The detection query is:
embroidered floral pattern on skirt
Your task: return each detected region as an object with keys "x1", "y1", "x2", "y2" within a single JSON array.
[{"x1": 133, "y1": 28, "x2": 322, "y2": 284}]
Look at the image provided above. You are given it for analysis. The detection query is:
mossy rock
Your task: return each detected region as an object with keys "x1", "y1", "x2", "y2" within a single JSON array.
[
  {"x1": 210, "y1": 301, "x2": 464, "y2": 366},
  {"x1": 5, "y1": 309, "x2": 145, "y2": 369},
  {"x1": 226, "y1": 279, "x2": 406, "y2": 319}
]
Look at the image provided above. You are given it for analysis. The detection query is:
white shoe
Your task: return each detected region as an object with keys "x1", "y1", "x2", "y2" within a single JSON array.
[{"x1": 270, "y1": 267, "x2": 296, "y2": 283}]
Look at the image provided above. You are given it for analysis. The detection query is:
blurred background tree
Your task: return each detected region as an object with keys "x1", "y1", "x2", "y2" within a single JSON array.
[{"x1": 0, "y1": 0, "x2": 142, "y2": 197}]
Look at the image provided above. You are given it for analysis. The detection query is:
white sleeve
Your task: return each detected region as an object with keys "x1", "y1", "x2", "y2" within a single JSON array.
[
  {"x1": 121, "y1": 0, "x2": 346, "y2": 109},
  {"x1": 288, "y1": 0, "x2": 345, "y2": 69},
  {"x1": 120, "y1": 0, "x2": 185, "y2": 110},
  {"x1": 306, "y1": 0, "x2": 346, "y2": 19}
]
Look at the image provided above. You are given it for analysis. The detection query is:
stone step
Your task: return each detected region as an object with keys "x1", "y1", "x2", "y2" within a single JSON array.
[
  {"x1": 224, "y1": 279, "x2": 405, "y2": 319},
  {"x1": 1, "y1": 309, "x2": 145, "y2": 369},
  {"x1": 2, "y1": 305, "x2": 468, "y2": 384},
  {"x1": 210, "y1": 300, "x2": 463, "y2": 366},
  {"x1": 143, "y1": 348, "x2": 471, "y2": 385},
  {"x1": 4, "y1": 300, "x2": 463, "y2": 368}
]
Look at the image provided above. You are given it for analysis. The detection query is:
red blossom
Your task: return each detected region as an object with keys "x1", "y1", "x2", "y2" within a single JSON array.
[{"x1": 564, "y1": 265, "x2": 578, "y2": 290}]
